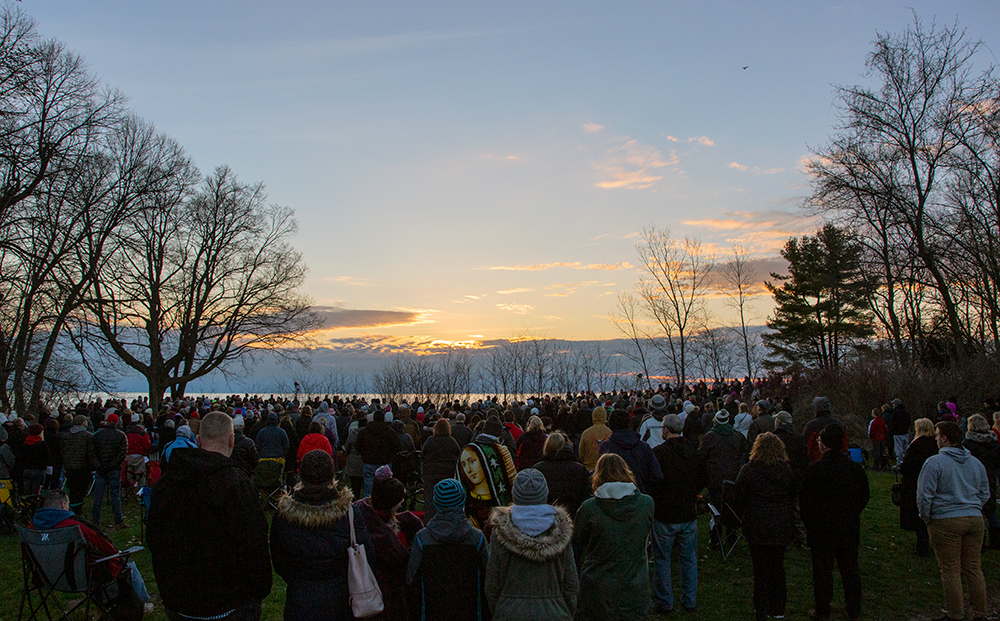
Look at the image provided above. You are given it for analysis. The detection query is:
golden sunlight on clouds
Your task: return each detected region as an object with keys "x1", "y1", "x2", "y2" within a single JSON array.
[
  {"x1": 583, "y1": 122, "x2": 605, "y2": 134},
  {"x1": 729, "y1": 162, "x2": 749, "y2": 171},
  {"x1": 485, "y1": 261, "x2": 633, "y2": 271},
  {"x1": 496, "y1": 303, "x2": 534, "y2": 314},
  {"x1": 496, "y1": 288, "x2": 533, "y2": 294},
  {"x1": 593, "y1": 137, "x2": 678, "y2": 190},
  {"x1": 543, "y1": 316, "x2": 564, "y2": 321}
]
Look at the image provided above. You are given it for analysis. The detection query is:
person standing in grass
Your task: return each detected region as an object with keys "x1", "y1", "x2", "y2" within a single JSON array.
[
  {"x1": 901, "y1": 418, "x2": 939, "y2": 557},
  {"x1": 800, "y1": 423, "x2": 869, "y2": 621},
  {"x1": 918, "y1": 421, "x2": 991, "y2": 621},
  {"x1": 574, "y1": 453, "x2": 654, "y2": 621},
  {"x1": 735, "y1": 432, "x2": 797, "y2": 621}
]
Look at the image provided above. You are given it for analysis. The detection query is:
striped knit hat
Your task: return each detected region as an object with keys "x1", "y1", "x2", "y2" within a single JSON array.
[{"x1": 433, "y1": 478, "x2": 466, "y2": 510}]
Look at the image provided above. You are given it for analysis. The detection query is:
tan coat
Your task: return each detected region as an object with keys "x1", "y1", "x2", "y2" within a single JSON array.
[{"x1": 579, "y1": 407, "x2": 612, "y2": 471}]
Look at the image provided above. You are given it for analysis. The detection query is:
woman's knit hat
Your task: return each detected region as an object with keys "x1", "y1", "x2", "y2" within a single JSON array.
[
  {"x1": 512, "y1": 468, "x2": 548, "y2": 505},
  {"x1": 433, "y1": 478, "x2": 465, "y2": 510},
  {"x1": 371, "y1": 466, "x2": 406, "y2": 512}
]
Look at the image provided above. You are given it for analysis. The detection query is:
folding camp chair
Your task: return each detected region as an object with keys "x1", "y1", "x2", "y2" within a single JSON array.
[
  {"x1": 15, "y1": 523, "x2": 142, "y2": 620},
  {"x1": 252, "y1": 458, "x2": 285, "y2": 510},
  {"x1": 137, "y1": 486, "x2": 152, "y2": 544},
  {"x1": 391, "y1": 450, "x2": 423, "y2": 511},
  {"x1": 707, "y1": 479, "x2": 744, "y2": 562}
]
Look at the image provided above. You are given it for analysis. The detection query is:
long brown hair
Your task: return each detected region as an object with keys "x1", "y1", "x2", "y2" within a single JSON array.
[{"x1": 591, "y1": 453, "x2": 636, "y2": 491}]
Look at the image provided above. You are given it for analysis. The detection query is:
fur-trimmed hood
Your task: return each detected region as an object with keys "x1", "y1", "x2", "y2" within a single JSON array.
[
  {"x1": 489, "y1": 505, "x2": 573, "y2": 561},
  {"x1": 277, "y1": 486, "x2": 354, "y2": 528}
]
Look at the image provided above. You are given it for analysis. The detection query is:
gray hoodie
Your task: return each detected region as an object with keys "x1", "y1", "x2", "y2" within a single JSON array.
[{"x1": 916, "y1": 446, "x2": 990, "y2": 522}]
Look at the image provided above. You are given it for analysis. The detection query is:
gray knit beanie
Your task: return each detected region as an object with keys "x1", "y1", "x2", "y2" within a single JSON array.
[{"x1": 512, "y1": 468, "x2": 549, "y2": 506}]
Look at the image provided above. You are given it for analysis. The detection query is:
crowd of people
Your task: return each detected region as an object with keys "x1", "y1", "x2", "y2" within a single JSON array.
[{"x1": 1, "y1": 381, "x2": 998, "y2": 621}]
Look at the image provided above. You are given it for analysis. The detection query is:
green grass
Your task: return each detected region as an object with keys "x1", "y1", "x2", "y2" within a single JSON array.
[{"x1": 1, "y1": 472, "x2": 997, "y2": 620}]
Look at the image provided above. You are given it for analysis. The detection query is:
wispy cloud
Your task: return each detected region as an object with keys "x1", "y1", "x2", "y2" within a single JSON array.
[
  {"x1": 496, "y1": 288, "x2": 533, "y2": 294},
  {"x1": 323, "y1": 276, "x2": 372, "y2": 286},
  {"x1": 666, "y1": 135, "x2": 680, "y2": 142},
  {"x1": 683, "y1": 210, "x2": 820, "y2": 253},
  {"x1": 593, "y1": 138, "x2": 678, "y2": 190},
  {"x1": 481, "y1": 153, "x2": 521, "y2": 161},
  {"x1": 688, "y1": 136, "x2": 715, "y2": 146},
  {"x1": 496, "y1": 303, "x2": 534, "y2": 314},
  {"x1": 484, "y1": 261, "x2": 633, "y2": 272},
  {"x1": 543, "y1": 316, "x2": 564, "y2": 321},
  {"x1": 729, "y1": 161, "x2": 785, "y2": 175},
  {"x1": 583, "y1": 122, "x2": 605, "y2": 134}
]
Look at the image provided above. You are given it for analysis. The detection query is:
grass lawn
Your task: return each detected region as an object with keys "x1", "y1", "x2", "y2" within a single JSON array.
[{"x1": 1, "y1": 471, "x2": 997, "y2": 620}]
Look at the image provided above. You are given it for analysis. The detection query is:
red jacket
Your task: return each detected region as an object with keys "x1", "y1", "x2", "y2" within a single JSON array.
[
  {"x1": 296, "y1": 433, "x2": 333, "y2": 464},
  {"x1": 868, "y1": 416, "x2": 887, "y2": 442},
  {"x1": 126, "y1": 427, "x2": 151, "y2": 456}
]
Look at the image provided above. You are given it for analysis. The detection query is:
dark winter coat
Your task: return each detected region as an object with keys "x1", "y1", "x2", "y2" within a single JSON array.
[
  {"x1": 450, "y1": 423, "x2": 474, "y2": 448},
  {"x1": 773, "y1": 424, "x2": 809, "y2": 486},
  {"x1": 574, "y1": 484, "x2": 654, "y2": 621},
  {"x1": 59, "y1": 425, "x2": 95, "y2": 472},
  {"x1": 231, "y1": 431, "x2": 259, "y2": 479},
  {"x1": 899, "y1": 434, "x2": 937, "y2": 531},
  {"x1": 147, "y1": 448, "x2": 272, "y2": 617},
  {"x1": 734, "y1": 461, "x2": 797, "y2": 547},
  {"x1": 486, "y1": 506, "x2": 578, "y2": 621},
  {"x1": 802, "y1": 414, "x2": 843, "y2": 462},
  {"x1": 354, "y1": 498, "x2": 420, "y2": 621},
  {"x1": 18, "y1": 436, "x2": 50, "y2": 472},
  {"x1": 270, "y1": 486, "x2": 372, "y2": 621},
  {"x1": 800, "y1": 450, "x2": 870, "y2": 549},
  {"x1": 889, "y1": 405, "x2": 911, "y2": 436},
  {"x1": 407, "y1": 506, "x2": 490, "y2": 621},
  {"x1": 92, "y1": 427, "x2": 127, "y2": 475},
  {"x1": 964, "y1": 432, "x2": 999, "y2": 516},
  {"x1": 356, "y1": 421, "x2": 404, "y2": 466},
  {"x1": 651, "y1": 436, "x2": 707, "y2": 525},
  {"x1": 421, "y1": 434, "x2": 461, "y2": 479},
  {"x1": 533, "y1": 446, "x2": 592, "y2": 517},
  {"x1": 599, "y1": 429, "x2": 663, "y2": 495},
  {"x1": 699, "y1": 423, "x2": 747, "y2": 491},
  {"x1": 515, "y1": 430, "x2": 547, "y2": 470}
]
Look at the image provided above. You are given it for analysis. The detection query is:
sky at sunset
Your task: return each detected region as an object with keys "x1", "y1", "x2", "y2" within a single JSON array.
[{"x1": 23, "y1": 1, "x2": 1000, "y2": 355}]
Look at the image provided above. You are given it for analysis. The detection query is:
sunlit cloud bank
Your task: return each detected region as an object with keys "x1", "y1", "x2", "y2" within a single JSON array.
[
  {"x1": 312, "y1": 306, "x2": 434, "y2": 330},
  {"x1": 593, "y1": 137, "x2": 678, "y2": 190},
  {"x1": 683, "y1": 209, "x2": 819, "y2": 253},
  {"x1": 728, "y1": 162, "x2": 785, "y2": 175}
]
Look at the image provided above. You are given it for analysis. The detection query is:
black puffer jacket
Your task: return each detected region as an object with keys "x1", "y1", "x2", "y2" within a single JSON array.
[
  {"x1": 534, "y1": 445, "x2": 592, "y2": 517},
  {"x1": 734, "y1": 461, "x2": 797, "y2": 546},
  {"x1": 92, "y1": 427, "x2": 127, "y2": 475},
  {"x1": 147, "y1": 448, "x2": 272, "y2": 617}
]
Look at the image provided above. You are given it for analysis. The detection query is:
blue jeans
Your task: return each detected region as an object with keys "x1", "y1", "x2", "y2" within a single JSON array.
[
  {"x1": 652, "y1": 519, "x2": 698, "y2": 610},
  {"x1": 126, "y1": 560, "x2": 150, "y2": 603},
  {"x1": 91, "y1": 470, "x2": 123, "y2": 525},
  {"x1": 362, "y1": 463, "x2": 381, "y2": 498},
  {"x1": 894, "y1": 434, "x2": 910, "y2": 467}
]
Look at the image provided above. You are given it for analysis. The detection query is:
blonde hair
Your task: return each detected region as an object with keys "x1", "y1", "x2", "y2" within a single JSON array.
[
  {"x1": 526, "y1": 415, "x2": 544, "y2": 433},
  {"x1": 968, "y1": 414, "x2": 990, "y2": 434},
  {"x1": 592, "y1": 453, "x2": 636, "y2": 491},
  {"x1": 749, "y1": 432, "x2": 788, "y2": 466},
  {"x1": 914, "y1": 418, "x2": 935, "y2": 439}
]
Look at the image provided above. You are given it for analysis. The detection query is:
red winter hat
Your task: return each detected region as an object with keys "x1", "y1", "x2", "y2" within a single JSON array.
[{"x1": 107, "y1": 413, "x2": 120, "y2": 424}]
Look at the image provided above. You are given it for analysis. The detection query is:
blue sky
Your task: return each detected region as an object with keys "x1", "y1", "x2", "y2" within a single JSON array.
[{"x1": 23, "y1": 1, "x2": 1000, "y2": 351}]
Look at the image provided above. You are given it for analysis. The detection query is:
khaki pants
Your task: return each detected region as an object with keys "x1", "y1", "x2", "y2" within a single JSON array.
[{"x1": 928, "y1": 515, "x2": 987, "y2": 619}]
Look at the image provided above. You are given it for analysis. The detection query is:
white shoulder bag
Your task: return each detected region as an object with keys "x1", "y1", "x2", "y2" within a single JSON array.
[{"x1": 347, "y1": 505, "x2": 384, "y2": 617}]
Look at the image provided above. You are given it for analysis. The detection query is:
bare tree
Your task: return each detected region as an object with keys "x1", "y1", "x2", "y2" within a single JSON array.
[
  {"x1": 635, "y1": 226, "x2": 715, "y2": 387},
  {"x1": 608, "y1": 290, "x2": 654, "y2": 389},
  {"x1": 718, "y1": 243, "x2": 761, "y2": 378},
  {"x1": 87, "y1": 166, "x2": 319, "y2": 413}
]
